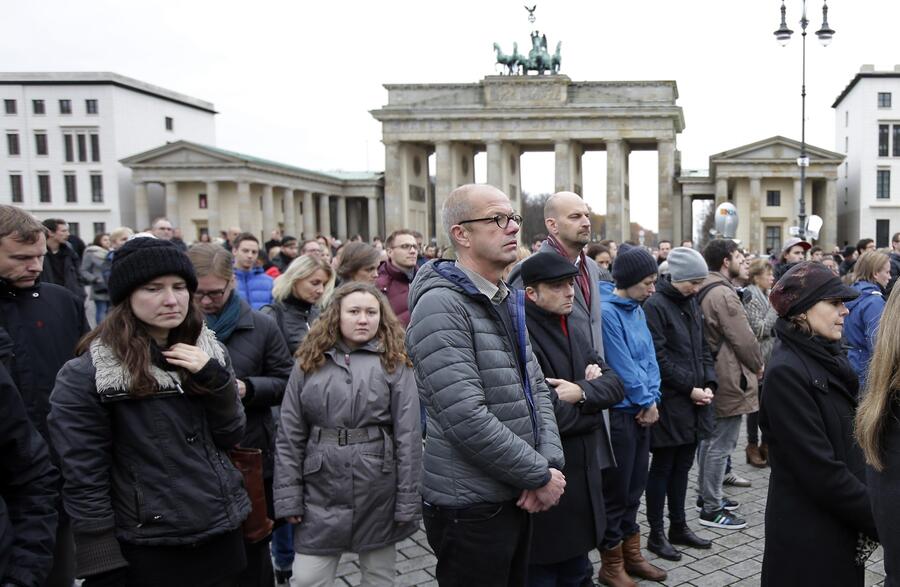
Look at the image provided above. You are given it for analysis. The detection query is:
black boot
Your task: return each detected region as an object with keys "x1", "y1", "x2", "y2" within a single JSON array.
[
  {"x1": 669, "y1": 521, "x2": 712, "y2": 549},
  {"x1": 647, "y1": 527, "x2": 681, "y2": 561}
]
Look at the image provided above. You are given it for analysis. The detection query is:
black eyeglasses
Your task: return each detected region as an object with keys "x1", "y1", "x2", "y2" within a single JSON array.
[
  {"x1": 458, "y1": 213, "x2": 523, "y2": 230},
  {"x1": 193, "y1": 289, "x2": 227, "y2": 301}
]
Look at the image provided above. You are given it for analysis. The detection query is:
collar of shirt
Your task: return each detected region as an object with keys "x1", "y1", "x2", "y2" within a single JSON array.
[{"x1": 455, "y1": 261, "x2": 509, "y2": 305}]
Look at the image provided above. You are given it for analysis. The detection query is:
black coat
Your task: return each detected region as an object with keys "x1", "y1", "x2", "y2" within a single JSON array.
[
  {"x1": 760, "y1": 319, "x2": 878, "y2": 587},
  {"x1": 0, "y1": 279, "x2": 89, "y2": 444},
  {"x1": 866, "y1": 398, "x2": 900, "y2": 587},
  {"x1": 0, "y1": 332, "x2": 59, "y2": 587},
  {"x1": 219, "y1": 299, "x2": 294, "y2": 479},
  {"x1": 261, "y1": 296, "x2": 320, "y2": 355},
  {"x1": 524, "y1": 300, "x2": 624, "y2": 565},
  {"x1": 643, "y1": 277, "x2": 716, "y2": 448},
  {"x1": 41, "y1": 242, "x2": 86, "y2": 301}
]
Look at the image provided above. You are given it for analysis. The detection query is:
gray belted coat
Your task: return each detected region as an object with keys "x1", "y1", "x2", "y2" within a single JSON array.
[{"x1": 273, "y1": 340, "x2": 422, "y2": 555}]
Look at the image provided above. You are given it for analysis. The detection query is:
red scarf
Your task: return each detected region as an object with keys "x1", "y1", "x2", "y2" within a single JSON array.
[{"x1": 546, "y1": 235, "x2": 591, "y2": 308}]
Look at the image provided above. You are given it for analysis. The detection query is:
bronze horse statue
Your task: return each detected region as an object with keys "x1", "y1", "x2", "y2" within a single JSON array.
[{"x1": 493, "y1": 42, "x2": 521, "y2": 75}]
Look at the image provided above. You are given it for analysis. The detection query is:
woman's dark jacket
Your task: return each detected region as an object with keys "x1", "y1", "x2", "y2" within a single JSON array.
[
  {"x1": 219, "y1": 298, "x2": 294, "y2": 479},
  {"x1": 866, "y1": 398, "x2": 900, "y2": 587},
  {"x1": 524, "y1": 300, "x2": 624, "y2": 565},
  {"x1": 47, "y1": 327, "x2": 251, "y2": 578},
  {"x1": 759, "y1": 319, "x2": 878, "y2": 587},
  {"x1": 261, "y1": 296, "x2": 320, "y2": 355},
  {"x1": 0, "y1": 332, "x2": 59, "y2": 587},
  {"x1": 643, "y1": 276, "x2": 716, "y2": 448}
]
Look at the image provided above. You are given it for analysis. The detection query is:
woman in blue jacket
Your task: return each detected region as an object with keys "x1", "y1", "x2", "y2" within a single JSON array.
[
  {"x1": 845, "y1": 251, "x2": 891, "y2": 389},
  {"x1": 597, "y1": 247, "x2": 666, "y2": 586}
]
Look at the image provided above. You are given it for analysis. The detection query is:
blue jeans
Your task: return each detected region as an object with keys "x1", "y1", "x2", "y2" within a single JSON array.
[
  {"x1": 271, "y1": 523, "x2": 294, "y2": 571},
  {"x1": 95, "y1": 300, "x2": 109, "y2": 323},
  {"x1": 601, "y1": 410, "x2": 650, "y2": 550}
]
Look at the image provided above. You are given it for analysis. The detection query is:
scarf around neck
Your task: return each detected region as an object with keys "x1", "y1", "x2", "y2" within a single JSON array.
[
  {"x1": 206, "y1": 291, "x2": 242, "y2": 343},
  {"x1": 546, "y1": 235, "x2": 591, "y2": 308}
]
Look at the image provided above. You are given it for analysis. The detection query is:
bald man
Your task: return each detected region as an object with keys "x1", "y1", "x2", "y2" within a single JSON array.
[{"x1": 407, "y1": 184, "x2": 565, "y2": 586}]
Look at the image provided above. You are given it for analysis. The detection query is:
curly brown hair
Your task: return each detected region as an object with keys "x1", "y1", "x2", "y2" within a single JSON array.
[{"x1": 296, "y1": 282, "x2": 410, "y2": 374}]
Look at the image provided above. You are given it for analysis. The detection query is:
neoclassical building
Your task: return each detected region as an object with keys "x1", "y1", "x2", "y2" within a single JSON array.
[
  {"x1": 120, "y1": 141, "x2": 383, "y2": 241},
  {"x1": 679, "y1": 136, "x2": 844, "y2": 252}
]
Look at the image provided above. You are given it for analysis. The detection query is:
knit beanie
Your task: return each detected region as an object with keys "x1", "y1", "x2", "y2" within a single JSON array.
[
  {"x1": 108, "y1": 237, "x2": 198, "y2": 305},
  {"x1": 667, "y1": 247, "x2": 708, "y2": 283},
  {"x1": 611, "y1": 247, "x2": 658, "y2": 289}
]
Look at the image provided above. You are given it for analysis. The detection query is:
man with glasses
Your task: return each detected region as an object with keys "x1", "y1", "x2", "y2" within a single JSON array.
[
  {"x1": 376, "y1": 229, "x2": 419, "y2": 327},
  {"x1": 406, "y1": 184, "x2": 565, "y2": 586},
  {"x1": 187, "y1": 244, "x2": 293, "y2": 584}
]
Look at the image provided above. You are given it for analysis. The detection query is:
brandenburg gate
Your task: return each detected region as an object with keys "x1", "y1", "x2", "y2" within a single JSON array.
[{"x1": 371, "y1": 74, "x2": 685, "y2": 246}]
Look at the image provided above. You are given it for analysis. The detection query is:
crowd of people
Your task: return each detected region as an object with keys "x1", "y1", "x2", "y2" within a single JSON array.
[{"x1": 2, "y1": 186, "x2": 900, "y2": 587}]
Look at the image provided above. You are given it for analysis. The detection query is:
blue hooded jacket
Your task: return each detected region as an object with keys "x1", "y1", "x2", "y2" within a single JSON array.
[
  {"x1": 234, "y1": 267, "x2": 274, "y2": 310},
  {"x1": 600, "y1": 285, "x2": 661, "y2": 412},
  {"x1": 845, "y1": 280, "x2": 885, "y2": 388}
]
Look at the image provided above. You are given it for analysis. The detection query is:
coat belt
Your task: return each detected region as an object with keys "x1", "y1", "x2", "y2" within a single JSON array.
[{"x1": 311, "y1": 425, "x2": 395, "y2": 473}]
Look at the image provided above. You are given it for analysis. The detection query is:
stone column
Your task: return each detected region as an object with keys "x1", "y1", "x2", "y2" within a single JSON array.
[
  {"x1": 164, "y1": 181, "x2": 180, "y2": 228},
  {"x1": 383, "y1": 142, "x2": 405, "y2": 234},
  {"x1": 336, "y1": 195, "x2": 348, "y2": 240},
  {"x1": 606, "y1": 139, "x2": 630, "y2": 242},
  {"x1": 206, "y1": 181, "x2": 220, "y2": 239},
  {"x1": 283, "y1": 187, "x2": 296, "y2": 238},
  {"x1": 367, "y1": 196, "x2": 379, "y2": 241},
  {"x1": 486, "y1": 141, "x2": 503, "y2": 189},
  {"x1": 657, "y1": 140, "x2": 676, "y2": 242},
  {"x1": 261, "y1": 183, "x2": 275, "y2": 240},
  {"x1": 302, "y1": 190, "x2": 315, "y2": 238},
  {"x1": 134, "y1": 182, "x2": 149, "y2": 230},
  {"x1": 824, "y1": 178, "x2": 838, "y2": 246},
  {"x1": 237, "y1": 180, "x2": 252, "y2": 232},
  {"x1": 715, "y1": 178, "x2": 728, "y2": 204},
  {"x1": 555, "y1": 141, "x2": 572, "y2": 194},
  {"x1": 682, "y1": 194, "x2": 694, "y2": 244},
  {"x1": 435, "y1": 142, "x2": 454, "y2": 248},
  {"x1": 749, "y1": 177, "x2": 762, "y2": 254},
  {"x1": 318, "y1": 194, "x2": 331, "y2": 238}
]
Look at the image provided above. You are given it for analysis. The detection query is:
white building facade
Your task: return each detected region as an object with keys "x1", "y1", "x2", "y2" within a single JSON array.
[
  {"x1": 0, "y1": 72, "x2": 216, "y2": 241},
  {"x1": 833, "y1": 65, "x2": 900, "y2": 247}
]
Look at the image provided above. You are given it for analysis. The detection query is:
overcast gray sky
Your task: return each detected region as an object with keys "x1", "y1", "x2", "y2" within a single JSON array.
[{"x1": 4, "y1": 0, "x2": 895, "y2": 231}]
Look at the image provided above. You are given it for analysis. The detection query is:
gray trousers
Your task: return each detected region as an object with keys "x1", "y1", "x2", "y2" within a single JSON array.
[{"x1": 697, "y1": 415, "x2": 743, "y2": 514}]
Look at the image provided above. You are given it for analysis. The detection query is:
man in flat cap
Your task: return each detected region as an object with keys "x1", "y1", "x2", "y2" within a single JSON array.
[{"x1": 521, "y1": 252, "x2": 624, "y2": 586}]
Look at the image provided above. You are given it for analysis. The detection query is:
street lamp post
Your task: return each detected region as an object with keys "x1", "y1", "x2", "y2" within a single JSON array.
[{"x1": 774, "y1": 0, "x2": 835, "y2": 241}]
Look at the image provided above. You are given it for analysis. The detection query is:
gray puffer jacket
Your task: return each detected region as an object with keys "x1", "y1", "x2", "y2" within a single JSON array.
[
  {"x1": 274, "y1": 341, "x2": 421, "y2": 555},
  {"x1": 406, "y1": 260, "x2": 564, "y2": 507},
  {"x1": 48, "y1": 327, "x2": 250, "y2": 577}
]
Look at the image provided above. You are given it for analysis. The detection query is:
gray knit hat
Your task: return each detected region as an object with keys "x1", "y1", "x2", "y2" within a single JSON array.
[{"x1": 667, "y1": 247, "x2": 708, "y2": 283}]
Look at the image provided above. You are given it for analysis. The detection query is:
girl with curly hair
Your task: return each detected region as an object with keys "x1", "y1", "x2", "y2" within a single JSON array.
[{"x1": 273, "y1": 282, "x2": 422, "y2": 586}]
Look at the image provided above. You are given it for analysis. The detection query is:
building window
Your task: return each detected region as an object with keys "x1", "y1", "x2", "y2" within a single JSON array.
[
  {"x1": 165, "y1": 117, "x2": 173, "y2": 131},
  {"x1": 766, "y1": 190, "x2": 781, "y2": 207},
  {"x1": 878, "y1": 169, "x2": 891, "y2": 199},
  {"x1": 90, "y1": 174, "x2": 103, "y2": 203},
  {"x1": 845, "y1": 162, "x2": 849, "y2": 178},
  {"x1": 93, "y1": 222, "x2": 106, "y2": 237},
  {"x1": 59, "y1": 99, "x2": 72, "y2": 115},
  {"x1": 85, "y1": 99, "x2": 98, "y2": 114},
  {"x1": 198, "y1": 193, "x2": 207, "y2": 209},
  {"x1": 63, "y1": 134, "x2": 73, "y2": 162},
  {"x1": 894, "y1": 126, "x2": 900, "y2": 157},
  {"x1": 6, "y1": 133, "x2": 20, "y2": 156},
  {"x1": 37, "y1": 173, "x2": 51, "y2": 203},
  {"x1": 64, "y1": 173, "x2": 77, "y2": 203},
  {"x1": 68, "y1": 222, "x2": 79, "y2": 237},
  {"x1": 90, "y1": 134, "x2": 100, "y2": 162},
  {"x1": 9, "y1": 174, "x2": 22, "y2": 203},
  {"x1": 877, "y1": 219, "x2": 891, "y2": 248},
  {"x1": 3, "y1": 100, "x2": 16, "y2": 115},
  {"x1": 77, "y1": 134, "x2": 87, "y2": 162},
  {"x1": 879, "y1": 92, "x2": 892, "y2": 108},
  {"x1": 845, "y1": 136, "x2": 849, "y2": 153},
  {"x1": 845, "y1": 110, "x2": 849, "y2": 127},
  {"x1": 34, "y1": 132, "x2": 47, "y2": 156},
  {"x1": 32, "y1": 100, "x2": 45, "y2": 115},
  {"x1": 765, "y1": 226, "x2": 782, "y2": 255},
  {"x1": 880, "y1": 125, "x2": 889, "y2": 156}
]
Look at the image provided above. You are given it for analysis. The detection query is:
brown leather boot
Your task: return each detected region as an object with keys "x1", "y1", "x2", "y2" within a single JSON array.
[
  {"x1": 598, "y1": 543, "x2": 637, "y2": 587},
  {"x1": 622, "y1": 532, "x2": 667, "y2": 582},
  {"x1": 746, "y1": 442, "x2": 767, "y2": 468},
  {"x1": 759, "y1": 442, "x2": 770, "y2": 463}
]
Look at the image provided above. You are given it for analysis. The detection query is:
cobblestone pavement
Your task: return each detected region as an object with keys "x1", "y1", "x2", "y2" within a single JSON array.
[{"x1": 332, "y1": 428, "x2": 887, "y2": 586}]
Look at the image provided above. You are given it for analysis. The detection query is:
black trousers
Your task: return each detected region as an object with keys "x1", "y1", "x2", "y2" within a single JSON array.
[
  {"x1": 747, "y1": 383, "x2": 766, "y2": 445},
  {"x1": 424, "y1": 500, "x2": 531, "y2": 587},
  {"x1": 646, "y1": 443, "x2": 697, "y2": 530},
  {"x1": 601, "y1": 411, "x2": 650, "y2": 550}
]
